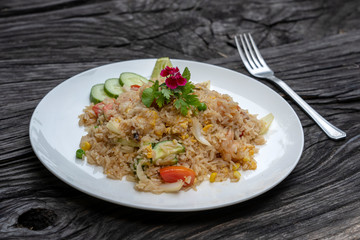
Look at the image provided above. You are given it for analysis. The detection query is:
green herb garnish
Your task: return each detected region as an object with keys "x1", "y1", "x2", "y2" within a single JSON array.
[{"x1": 141, "y1": 66, "x2": 206, "y2": 116}]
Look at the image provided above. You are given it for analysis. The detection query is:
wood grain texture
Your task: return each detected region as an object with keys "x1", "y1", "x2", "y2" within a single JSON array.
[{"x1": 1, "y1": 0, "x2": 359, "y2": 239}]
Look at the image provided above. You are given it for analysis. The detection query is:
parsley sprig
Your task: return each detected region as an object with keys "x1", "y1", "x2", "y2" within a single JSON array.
[{"x1": 141, "y1": 67, "x2": 206, "y2": 116}]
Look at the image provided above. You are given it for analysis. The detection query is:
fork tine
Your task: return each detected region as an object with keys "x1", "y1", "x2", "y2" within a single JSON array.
[
  {"x1": 238, "y1": 34, "x2": 257, "y2": 70},
  {"x1": 243, "y1": 34, "x2": 261, "y2": 68},
  {"x1": 247, "y1": 33, "x2": 268, "y2": 67},
  {"x1": 234, "y1": 34, "x2": 253, "y2": 71}
]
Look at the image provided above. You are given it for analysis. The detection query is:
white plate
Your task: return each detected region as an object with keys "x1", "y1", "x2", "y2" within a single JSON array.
[{"x1": 29, "y1": 59, "x2": 304, "y2": 212}]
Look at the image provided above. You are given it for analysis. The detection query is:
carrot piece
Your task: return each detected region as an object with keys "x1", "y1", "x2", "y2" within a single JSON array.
[{"x1": 159, "y1": 166, "x2": 196, "y2": 186}]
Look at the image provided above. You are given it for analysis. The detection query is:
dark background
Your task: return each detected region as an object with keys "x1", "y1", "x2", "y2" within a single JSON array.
[{"x1": 1, "y1": 0, "x2": 359, "y2": 239}]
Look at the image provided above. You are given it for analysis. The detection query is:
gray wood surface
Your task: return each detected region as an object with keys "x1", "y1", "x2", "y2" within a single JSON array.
[{"x1": 1, "y1": 0, "x2": 359, "y2": 239}]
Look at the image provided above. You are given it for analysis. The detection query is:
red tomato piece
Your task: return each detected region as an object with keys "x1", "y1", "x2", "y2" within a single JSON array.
[
  {"x1": 130, "y1": 85, "x2": 141, "y2": 91},
  {"x1": 159, "y1": 166, "x2": 196, "y2": 187}
]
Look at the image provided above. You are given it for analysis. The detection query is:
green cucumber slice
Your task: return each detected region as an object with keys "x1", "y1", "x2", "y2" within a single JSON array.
[
  {"x1": 119, "y1": 72, "x2": 148, "y2": 87},
  {"x1": 104, "y1": 78, "x2": 124, "y2": 98},
  {"x1": 90, "y1": 84, "x2": 109, "y2": 104}
]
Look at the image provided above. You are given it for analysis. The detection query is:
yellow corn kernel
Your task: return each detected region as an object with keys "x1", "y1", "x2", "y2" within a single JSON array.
[
  {"x1": 190, "y1": 137, "x2": 197, "y2": 143},
  {"x1": 180, "y1": 134, "x2": 189, "y2": 140},
  {"x1": 152, "y1": 110, "x2": 158, "y2": 118},
  {"x1": 210, "y1": 172, "x2": 217, "y2": 183},
  {"x1": 171, "y1": 127, "x2": 179, "y2": 134},
  {"x1": 243, "y1": 157, "x2": 250, "y2": 162},
  {"x1": 145, "y1": 144, "x2": 152, "y2": 158},
  {"x1": 180, "y1": 121, "x2": 188, "y2": 129},
  {"x1": 154, "y1": 130, "x2": 163, "y2": 137},
  {"x1": 250, "y1": 161, "x2": 257, "y2": 169},
  {"x1": 202, "y1": 124, "x2": 213, "y2": 133},
  {"x1": 249, "y1": 149, "x2": 255, "y2": 156},
  {"x1": 80, "y1": 141, "x2": 91, "y2": 151},
  {"x1": 233, "y1": 171, "x2": 241, "y2": 181},
  {"x1": 232, "y1": 163, "x2": 240, "y2": 171},
  {"x1": 165, "y1": 127, "x2": 171, "y2": 134},
  {"x1": 152, "y1": 111, "x2": 158, "y2": 122}
]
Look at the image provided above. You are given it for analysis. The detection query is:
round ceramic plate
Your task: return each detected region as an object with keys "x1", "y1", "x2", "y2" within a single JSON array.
[{"x1": 29, "y1": 59, "x2": 304, "y2": 212}]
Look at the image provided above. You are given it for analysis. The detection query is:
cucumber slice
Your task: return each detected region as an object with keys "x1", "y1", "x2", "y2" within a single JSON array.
[
  {"x1": 150, "y1": 57, "x2": 173, "y2": 80},
  {"x1": 104, "y1": 78, "x2": 124, "y2": 98},
  {"x1": 119, "y1": 72, "x2": 148, "y2": 87},
  {"x1": 90, "y1": 84, "x2": 109, "y2": 104},
  {"x1": 152, "y1": 140, "x2": 185, "y2": 165}
]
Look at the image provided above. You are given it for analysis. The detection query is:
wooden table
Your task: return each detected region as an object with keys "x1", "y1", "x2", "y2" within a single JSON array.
[{"x1": 1, "y1": 0, "x2": 359, "y2": 239}]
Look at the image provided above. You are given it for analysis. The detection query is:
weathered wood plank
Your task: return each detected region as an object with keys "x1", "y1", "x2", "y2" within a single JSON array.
[{"x1": 0, "y1": 0, "x2": 359, "y2": 239}]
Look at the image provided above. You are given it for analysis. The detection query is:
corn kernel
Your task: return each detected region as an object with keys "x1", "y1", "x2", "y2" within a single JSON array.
[
  {"x1": 155, "y1": 130, "x2": 163, "y2": 137},
  {"x1": 202, "y1": 124, "x2": 213, "y2": 133},
  {"x1": 232, "y1": 163, "x2": 240, "y2": 171},
  {"x1": 166, "y1": 127, "x2": 171, "y2": 133},
  {"x1": 80, "y1": 141, "x2": 91, "y2": 151},
  {"x1": 145, "y1": 144, "x2": 152, "y2": 158},
  {"x1": 249, "y1": 149, "x2": 255, "y2": 156},
  {"x1": 243, "y1": 157, "x2": 250, "y2": 162},
  {"x1": 250, "y1": 161, "x2": 257, "y2": 169},
  {"x1": 152, "y1": 110, "x2": 158, "y2": 118},
  {"x1": 180, "y1": 122, "x2": 188, "y2": 129},
  {"x1": 180, "y1": 134, "x2": 189, "y2": 140},
  {"x1": 233, "y1": 171, "x2": 241, "y2": 180},
  {"x1": 191, "y1": 137, "x2": 197, "y2": 143},
  {"x1": 171, "y1": 127, "x2": 179, "y2": 134},
  {"x1": 210, "y1": 172, "x2": 217, "y2": 183}
]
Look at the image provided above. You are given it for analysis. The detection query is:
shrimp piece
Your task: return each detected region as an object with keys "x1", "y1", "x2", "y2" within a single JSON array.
[{"x1": 218, "y1": 129, "x2": 245, "y2": 161}]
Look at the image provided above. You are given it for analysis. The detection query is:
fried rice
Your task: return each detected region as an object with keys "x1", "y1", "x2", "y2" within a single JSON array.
[{"x1": 78, "y1": 82, "x2": 266, "y2": 194}]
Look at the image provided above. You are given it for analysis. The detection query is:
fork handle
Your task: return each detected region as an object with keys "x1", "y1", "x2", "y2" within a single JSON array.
[{"x1": 268, "y1": 76, "x2": 346, "y2": 140}]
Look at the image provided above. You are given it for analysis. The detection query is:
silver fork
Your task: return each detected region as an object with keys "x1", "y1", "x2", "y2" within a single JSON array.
[{"x1": 234, "y1": 33, "x2": 346, "y2": 140}]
